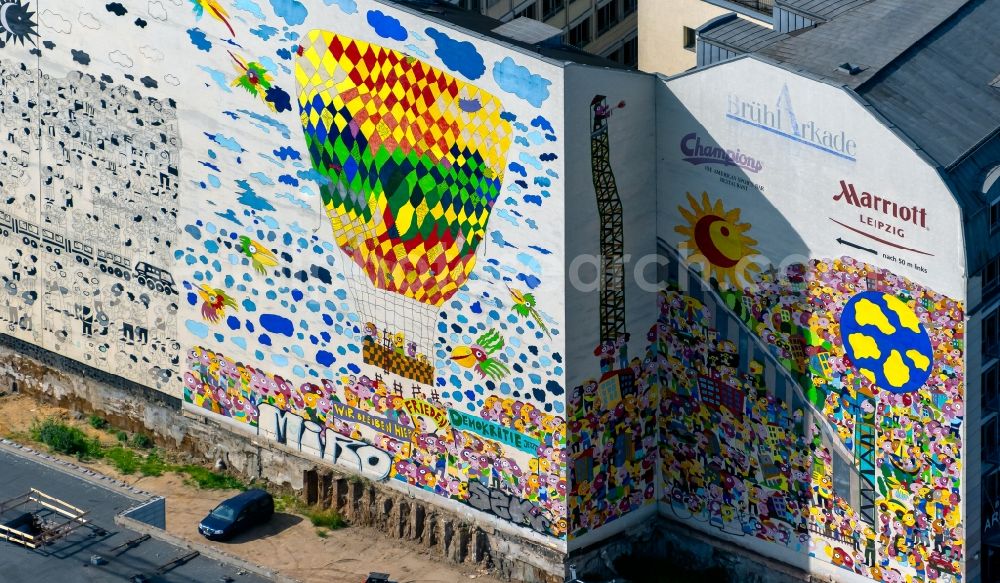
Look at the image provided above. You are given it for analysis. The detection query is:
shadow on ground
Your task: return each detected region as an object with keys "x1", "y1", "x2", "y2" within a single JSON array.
[{"x1": 225, "y1": 512, "x2": 304, "y2": 543}]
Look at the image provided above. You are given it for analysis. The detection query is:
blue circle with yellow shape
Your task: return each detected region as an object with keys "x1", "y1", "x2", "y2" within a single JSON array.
[{"x1": 839, "y1": 291, "x2": 932, "y2": 394}]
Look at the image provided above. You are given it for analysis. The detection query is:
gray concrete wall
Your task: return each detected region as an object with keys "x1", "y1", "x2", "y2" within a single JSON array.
[{"x1": 122, "y1": 496, "x2": 166, "y2": 529}]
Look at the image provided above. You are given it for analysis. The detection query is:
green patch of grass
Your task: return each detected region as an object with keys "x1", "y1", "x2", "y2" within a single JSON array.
[
  {"x1": 130, "y1": 433, "x2": 154, "y2": 449},
  {"x1": 87, "y1": 414, "x2": 108, "y2": 430},
  {"x1": 178, "y1": 465, "x2": 247, "y2": 490},
  {"x1": 104, "y1": 446, "x2": 141, "y2": 475},
  {"x1": 30, "y1": 417, "x2": 102, "y2": 460},
  {"x1": 115, "y1": 430, "x2": 128, "y2": 443},
  {"x1": 272, "y1": 494, "x2": 301, "y2": 513},
  {"x1": 139, "y1": 451, "x2": 170, "y2": 477},
  {"x1": 303, "y1": 507, "x2": 346, "y2": 530},
  {"x1": 315, "y1": 528, "x2": 328, "y2": 538}
]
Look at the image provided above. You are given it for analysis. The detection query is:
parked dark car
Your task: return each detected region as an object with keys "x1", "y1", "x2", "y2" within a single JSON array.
[
  {"x1": 198, "y1": 489, "x2": 274, "y2": 540},
  {"x1": 364, "y1": 574, "x2": 397, "y2": 583}
]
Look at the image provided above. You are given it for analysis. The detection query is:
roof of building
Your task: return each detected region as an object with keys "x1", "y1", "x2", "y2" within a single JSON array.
[
  {"x1": 385, "y1": 0, "x2": 628, "y2": 69},
  {"x1": 775, "y1": 0, "x2": 873, "y2": 22},
  {"x1": 754, "y1": 0, "x2": 1000, "y2": 168},
  {"x1": 699, "y1": 13, "x2": 787, "y2": 54},
  {"x1": 854, "y1": 0, "x2": 1000, "y2": 168}
]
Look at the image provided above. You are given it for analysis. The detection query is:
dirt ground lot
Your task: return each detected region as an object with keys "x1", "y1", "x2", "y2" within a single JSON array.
[{"x1": 0, "y1": 393, "x2": 501, "y2": 583}]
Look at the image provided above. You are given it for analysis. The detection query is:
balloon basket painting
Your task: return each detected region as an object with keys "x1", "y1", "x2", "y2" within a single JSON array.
[{"x1": 296, "y1": 31, "x2": 512, "y2": 386}]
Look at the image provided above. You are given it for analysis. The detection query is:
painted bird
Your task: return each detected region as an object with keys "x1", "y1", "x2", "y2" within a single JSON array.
[
  {"x1": 228, "y1": 51, "x2": 274, "y2": 107},
  {"x1": 190, "y1": 0, "x2": 235, "y2": 37},
  {"x1": 508, "y1": 286, "x2": 550, "y2": 338},
  {"x1": 238, "y1": 235, "x2": 279, "y2": 274},
  {"x1": 197, "y1": 284, "x2": 238, "y2": 323},
  {"x1": 450, "y1": 329, "x2": 510, "y2": 381}
]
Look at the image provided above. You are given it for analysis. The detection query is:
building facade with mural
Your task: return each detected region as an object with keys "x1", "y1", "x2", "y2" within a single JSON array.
[{"x1": 0, "y1": 0, "x2": 996, "y2": 581}]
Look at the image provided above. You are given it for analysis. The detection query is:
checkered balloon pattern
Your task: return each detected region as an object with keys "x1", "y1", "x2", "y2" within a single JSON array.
[{"x1": 296, "y1": 31, "x2": 513, "y2": 306}]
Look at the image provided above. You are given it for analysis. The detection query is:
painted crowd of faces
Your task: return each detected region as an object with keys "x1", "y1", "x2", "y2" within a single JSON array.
[
  {"x1": 655, "y1": 256, "x2": 964, "y2": 583},
  {"x1": 185, "y1": 345, "x2": 569, "y2": 537}
]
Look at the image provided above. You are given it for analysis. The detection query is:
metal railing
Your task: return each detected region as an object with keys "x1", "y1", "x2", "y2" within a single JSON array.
[{"x1": 726, "y1": 0, "x2": 774, "y2": 16}]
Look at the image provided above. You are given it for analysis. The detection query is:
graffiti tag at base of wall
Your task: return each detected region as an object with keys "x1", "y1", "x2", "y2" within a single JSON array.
[{"x1": 185, "y1": 345, "x2": 568, "y2": 537}]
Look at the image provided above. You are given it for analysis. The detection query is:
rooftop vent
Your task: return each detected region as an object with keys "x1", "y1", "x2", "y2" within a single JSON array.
[
  {"x1": 492, "y1": 17, "x2": 563, "y2": 45},
  {"x1": 837, "y1": 62, "x2": 865, "y2": 75}
]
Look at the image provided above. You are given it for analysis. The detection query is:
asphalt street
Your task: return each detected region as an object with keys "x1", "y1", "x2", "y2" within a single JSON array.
[{"x1": 0, "y1": 447, "x2": 274, "y2": 583}]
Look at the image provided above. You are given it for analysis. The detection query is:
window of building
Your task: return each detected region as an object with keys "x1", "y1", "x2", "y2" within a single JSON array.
[
  {"x1": 542, "y1": 0, "x2": 564, "y2": 19},
  {"x1": 567, "y1": 18, "x2": 591, "y2": 47},
  {"x1": 986, "y1": 308, "x2": 1000, "y2": 358},
  {"x1": 985, "y1": 365, "x2": 1000, "y2": 410},
  {"x1": 986, "y1": 254, "x2": 1000, "y2": 297},
  {"x1": 683, "y1": 26, "x2": 696, "y2": 51},
  {"x1": 623, "y1": 0, "x2": 637, "y2": 16},
  {"x1": 515, "y1": 2, "x2": 538, "y2": 19},
  {"x1": 597, "y1": 0, "x2": 620, "y2": 34},
  {"x1": 985, "y1": 417, "x2": 999, "y2": 463},
  {"x1": 622, "y1": 36, "x2": 637, "y2": 67}
]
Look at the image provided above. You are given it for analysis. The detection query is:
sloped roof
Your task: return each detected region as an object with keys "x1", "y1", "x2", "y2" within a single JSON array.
[
  {"x1": 755, "y1": 0, "x2": 999, "y2": 168},
  {"x1": 854, "y1": 0, "x2": 1000, "y2": 168},
  {"x1": 757, "y1": 0, "x2": 968, "y2": 89},
  {"x1": 775, "y1": 0, "x2": 873, "y2": 21},
  {"x1": 699, "y1": 14, "x2": 787, "y2": 53}
]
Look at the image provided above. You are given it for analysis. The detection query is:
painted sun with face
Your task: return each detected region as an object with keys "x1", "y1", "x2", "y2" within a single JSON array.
[
  {"x1": 0, "y1": 0, "x2": 37, "y2": 47},
  {"x1": 675, "y1": 192, "x2": 759, "y2": 288}
]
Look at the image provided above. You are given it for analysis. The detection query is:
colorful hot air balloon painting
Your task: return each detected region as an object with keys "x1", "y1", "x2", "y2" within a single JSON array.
[{"x1": 295, "y1": 31, "x2": 512, "y2": 384}]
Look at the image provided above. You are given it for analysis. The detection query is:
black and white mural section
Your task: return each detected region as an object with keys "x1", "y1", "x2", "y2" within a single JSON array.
[{"x1": 0, "y1": 34, "x2": 180, "y2": 392}]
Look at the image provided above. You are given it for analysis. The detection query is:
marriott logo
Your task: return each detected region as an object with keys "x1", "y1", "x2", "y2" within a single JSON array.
[{"x1": 834, "y1": 180, "x2": 927, "y2": 228}]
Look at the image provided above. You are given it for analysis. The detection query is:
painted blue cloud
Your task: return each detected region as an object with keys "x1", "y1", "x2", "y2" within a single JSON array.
[
  {"x1": 508, "y1": 162, "x2": 527, "y2": 177},
  {"x1": 517, "y1": 253, "x2": 541, "y2": 274},
  {"x1": 523, "y1": 195, "x2": 542, "y2": 206},
  {"x1": 187, "y1": 28, "x2": 212, "y2": 52},
  {"x1": 274, "y1": 146, "x2": 301, "y2": 161},
  {"x1": 540, "y1": 152, "x2": 558, "y2": 161},
  {"x1": 235, "y1": 179, "x2": 276, "y2": 211},
  {"x1": 490, "y1": 230, "x2": 516, "y2": 249},
  {"x1": 404, "y1": 44, "x2": 428, "y2": 58},
  {"x1": 519, "y1": 151, "x2": 542, "y2": 170},
  {"x1": 278, "y1": 174, "x2": 299, "y2": 186},
  {"x1": 533, "y1": 176, "x2": 551, "y2": 187},
  {"x1": 250, "y1": 24, "x2": 278, "y2": 41},
  {"x1": 528, "y1": 245, "x2": 552, "y2": 255},
  {"x1": 276, "y1": 47, "x2": 292, "y2": 60},
  {"x1": 237, "y1": 109, "x2": 291, "y2": 139},
  {"x1": 269, "y1": 0, "x2": 307, "y2": 26},
  {"x1": 204, "y1": 132, "x2": 244, "y2": 153},
  {"x1": 517, "y1": 273, "x2": 541, "y2": 289},
  {"x1": 250, "y1": 172, "x2": 274, "y2": 185},
  {"x1": 530, "y1": 115, "x2": 554, "y2": 133},
  {"x1": 297, "y1": 168, "x2": 331, "y2": 186},
  {"x1": 367, "y1": 10, "x2": 407, "y2": 41},
  {"x1": 216, "y1": 209, "x2": 244, "y2": 226},
  {"x1": 234, "y1": 0, "x2": 266, "y2": 19},
  {"x1": 323, "y1": 0, "x2": 357, "y2": 14},
  {"x1": 426, "y1": 28, "x2": 485, "y2": 80},
  {"x1": 493, "y1": 57, "x2": 550, "y2": 108},
  {"x1": 265, "y1": 85, "x2": 292, "y2": 113}
]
